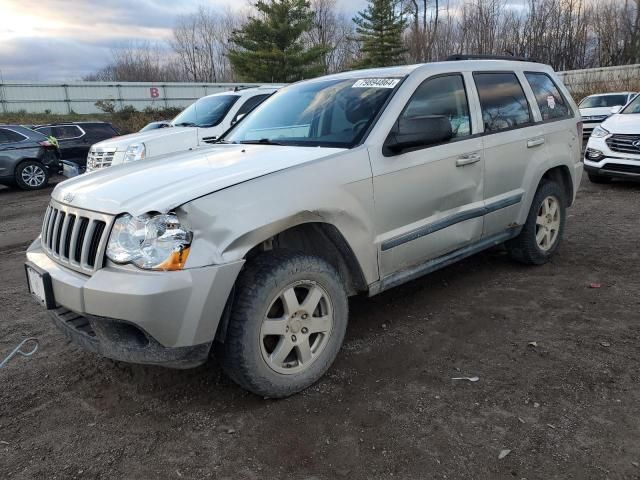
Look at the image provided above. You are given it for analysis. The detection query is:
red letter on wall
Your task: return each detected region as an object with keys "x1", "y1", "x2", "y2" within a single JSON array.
[{"x1": 150, "y1": 87, "x2": 160, "y2": 98}]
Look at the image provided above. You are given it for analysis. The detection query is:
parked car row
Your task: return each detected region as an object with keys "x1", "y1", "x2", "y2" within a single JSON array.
[
  {"x1": 26, "y1": 57, "x2": 585, "y2": 398},
  {"x1": 86, "y1": 86, "x2": 280, "y2": 172}
]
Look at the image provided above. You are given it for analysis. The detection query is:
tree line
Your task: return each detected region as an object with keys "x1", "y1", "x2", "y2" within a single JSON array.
[{"x1": 85, "y1": 0, "x2": 640, "y2": 84}]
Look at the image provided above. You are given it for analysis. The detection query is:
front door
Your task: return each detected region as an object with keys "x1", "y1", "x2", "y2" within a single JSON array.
[{"x1": 369, "y1": 73, "x2": 485, "y2": 278}]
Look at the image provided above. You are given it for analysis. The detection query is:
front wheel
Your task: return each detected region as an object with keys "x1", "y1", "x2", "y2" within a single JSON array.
[
  {"x1": 219, "y1": 250, "x2": 348, "y2": 398},
  {"x1": 506, "y1": 180, "x2": 566, "y2": 265},
  {"x1": 15, "y1": 160, "x2": 49, "y2": 190}
]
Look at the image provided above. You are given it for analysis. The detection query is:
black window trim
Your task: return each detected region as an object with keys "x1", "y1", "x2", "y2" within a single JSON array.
[
  {"x1": 0, "y1": 127, "x2": 30, "y2": 144},
  {"x1": 383, "y1": 72, "x2": 475, "y2": 157},
  {"x1": 523, "y1": 71, "x2": 575, "y2": 123},
  {"x1": 232, "y1": 93, "x2": 273, "y2": 124},
  {"x1": 472, "y1": 70, "x2": 536, "y2": 137}
]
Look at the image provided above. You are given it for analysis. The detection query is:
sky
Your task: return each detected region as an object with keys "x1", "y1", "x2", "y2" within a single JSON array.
[{"x1": 0, "y1": 0, "x2": 367, "y2": 81}]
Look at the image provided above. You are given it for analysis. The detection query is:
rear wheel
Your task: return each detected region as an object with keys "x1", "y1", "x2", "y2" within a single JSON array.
[
  {"x1": 588, "y1": 173, "x2": 612, "y2": 184},
  {"x1": 219, "y1": 250, "x2": 348, "y2": 398},
  {"x1": 15, "y1": 160, "x2": 49, "y2": 190},
  {"x1": 506, "y1": 180, "x2": 566, "y2": 265}
]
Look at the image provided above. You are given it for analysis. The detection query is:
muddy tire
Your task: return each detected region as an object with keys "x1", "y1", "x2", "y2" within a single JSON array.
[
  {"x1": 506, "y1": 180, "x2": 566, "y2": 265},
  {"x1": 15, "y1": 160, "x2": 49, "y2": 190},
  {"x1": 219, "y1": 250, "x2": 348, "y2": 398}
]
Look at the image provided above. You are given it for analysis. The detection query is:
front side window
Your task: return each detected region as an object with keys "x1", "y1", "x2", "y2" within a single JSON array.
[
  {"x1": 401, "y1": 74, "x2": 471, "y2": 139},
  {"x1": 224, "y1": 78, "x2": 400, "y2": 148},
  {"x1": 579, "y1": 95, "x2": 628, "y2": 109},
  {"x1": 54, "y1": 125, "x2": 84, "y2": 140},
  {"x1": 233, "y1": 94, "x2": 271, "y2": 123},
  {"x1": 474, "y1": 72, "x2": 532, "y2": 133},
  {"x1": 525, "y1": 72, "x2": 571, "y2": 121},
  {"x1": 171, "y1": 95, "x2": 240, "y2": 128}
]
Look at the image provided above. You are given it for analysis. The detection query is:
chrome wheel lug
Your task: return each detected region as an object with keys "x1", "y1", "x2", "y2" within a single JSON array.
[
  {"x1": 291, "y1": 335, "x2": 297, "y2": 342},
  {"x1": 301, "y1": 327, "x2": 308, "y2": 334},
  {"x1": 302, "y1": 314, "x2": 308, "y2": 320}
]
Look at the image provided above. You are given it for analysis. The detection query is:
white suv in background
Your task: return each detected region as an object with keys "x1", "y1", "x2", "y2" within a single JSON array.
[
  {"x1": 86, "y1": 86, "x2": 281, "y2": 171},
  {"x1": 584, "y1": 94, "x2": 640, "y2": 183},
  {"x1": 578, "y1": 92, "x2": 637, "y2": 143}
]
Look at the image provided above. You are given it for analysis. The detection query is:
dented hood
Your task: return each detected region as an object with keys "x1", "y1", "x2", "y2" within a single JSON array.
[{"x1": 52, "y1": 144, "x2": 345, "y2": 216}]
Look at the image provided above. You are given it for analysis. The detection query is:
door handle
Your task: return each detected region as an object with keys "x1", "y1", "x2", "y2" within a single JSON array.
[
  {"x1": 456, "y1": 153, "x2": 481, "y2": 167},
  {"x1": 527, "y1": 137, "x2": 545, "y2": 148}
]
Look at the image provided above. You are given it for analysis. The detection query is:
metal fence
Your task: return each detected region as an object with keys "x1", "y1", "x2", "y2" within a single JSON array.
[
  {"x1": 0, "y1": 81, "x2": 278, "y2": 114},
  {"x1": 1, "y1": 64, "x2": 638, "y2": 114}
]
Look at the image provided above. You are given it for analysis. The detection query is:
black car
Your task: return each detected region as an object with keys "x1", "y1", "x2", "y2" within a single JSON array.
[
  {"x1": 32, "y1": 122, "x2": 119, "y2": 173},
  {"x1": 0, "y1": 125, "x2": 60, "y2": 190}
]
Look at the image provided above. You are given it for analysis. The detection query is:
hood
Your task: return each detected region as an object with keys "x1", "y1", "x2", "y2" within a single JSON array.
[
  {"x1": 93, "y1": 126, "x2": 196, "y2": 152},
  {"x1": 601, "y1": 113, "x2": 640, "y2": 134},
  {"x1": 580, "y1": 107, "x2": 614, "y2": 118},
  {"x1": 52, "y1": 144, "x2": 345, "y2": 216}
]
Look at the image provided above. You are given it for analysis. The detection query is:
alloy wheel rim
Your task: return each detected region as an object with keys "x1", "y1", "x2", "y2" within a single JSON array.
[
  {"x1": 260, "y1": 280, "x2": 333, "y2": 375},
  {"x1": 21, "y1": 165, "x2": 46, "y2": 187},
  {"x1": 536, "y1": 195, "x2": 561, "y2": 251}
]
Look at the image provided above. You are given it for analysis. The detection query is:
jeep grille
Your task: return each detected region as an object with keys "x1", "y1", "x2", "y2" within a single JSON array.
[{"x1": 41, "y1": 201, "x2": 114, "y2": 274}]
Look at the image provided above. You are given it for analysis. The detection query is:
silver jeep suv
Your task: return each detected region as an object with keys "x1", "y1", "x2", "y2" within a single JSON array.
[{"x1": 25, "y1": 59, "x2": 583, "y2": 397}]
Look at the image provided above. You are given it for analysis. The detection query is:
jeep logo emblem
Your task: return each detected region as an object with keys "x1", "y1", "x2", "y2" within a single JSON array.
[{"x1": 63, "y1": 192, "x2": 75, "y2": 203}]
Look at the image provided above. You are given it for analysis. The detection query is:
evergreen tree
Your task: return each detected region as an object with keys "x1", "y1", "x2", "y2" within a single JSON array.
[
  {"x1": 353, "y1": 0, "x2": 407, "y2": 68},
  {"x1": 228, "y1": 0, "x2": 326, "y2": 82}
]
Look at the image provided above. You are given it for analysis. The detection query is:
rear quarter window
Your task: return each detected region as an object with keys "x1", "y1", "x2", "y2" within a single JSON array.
[
  {"x1": 524, "y1": 72, "x2": 572, "y2": 121},
  {"x1": 0, "y1": 128, "x2": 28, "y2": 144}
]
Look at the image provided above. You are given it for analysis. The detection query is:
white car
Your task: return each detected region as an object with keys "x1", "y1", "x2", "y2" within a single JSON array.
[
  {"x1": 579, "y1": 92, "x2": 637, "y2": 143},
  {"x1": 584, "y1": 94, "x2": 640, "y2": 183},
  {"x1": 86, "y1": 86, "x2": 280, "y2": 171}
]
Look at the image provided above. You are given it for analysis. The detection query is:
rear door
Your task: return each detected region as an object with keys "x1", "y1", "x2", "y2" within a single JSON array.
[
  {"x1": 52, "y1": 125, "x2": 86, "y2": 161},
  {"x1": 475, "y1": 71, "x2": 544, "y2": 237},
  {"x1": 370, "y1": 73, "x2": 484, "y2": 277}
]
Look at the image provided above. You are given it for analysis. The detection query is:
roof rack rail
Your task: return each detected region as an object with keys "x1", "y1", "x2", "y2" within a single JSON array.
[{"x1": 446, "y1": 54, "x2": 536, "y2": 62}]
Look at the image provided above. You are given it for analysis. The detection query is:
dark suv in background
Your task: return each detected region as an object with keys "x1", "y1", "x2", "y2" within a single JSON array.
[
  {"x1": 0, "y1": 125, "x2": 60, "y2": 190},
  {"x1": 32, "y1": 122, "x2": 118, "y2": 175}
]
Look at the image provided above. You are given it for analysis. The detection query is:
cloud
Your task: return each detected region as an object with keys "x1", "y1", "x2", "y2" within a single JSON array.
[{"x1": 0, "y1": 0, "x2": 365, "y2": 81}]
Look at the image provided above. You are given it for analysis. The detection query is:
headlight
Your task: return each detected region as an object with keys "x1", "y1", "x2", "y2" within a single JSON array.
[
  {"x1": 123, "y1": 144, "x2": 146, "y2": 163},
  {"x1": 591, "y1": 125, "x2": 610, "y2": 138},
  {"x1": 106, "y1": 213, "x2": 192, "y2": 271}
]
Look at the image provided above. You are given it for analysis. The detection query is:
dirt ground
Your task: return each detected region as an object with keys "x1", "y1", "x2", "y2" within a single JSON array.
[{"x1": 1, "y1": 175, "x2": 639, "y2": 480}]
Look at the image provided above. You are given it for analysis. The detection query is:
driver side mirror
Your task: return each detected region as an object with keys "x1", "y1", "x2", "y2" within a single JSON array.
[
  {"x1": 384, "y1": 115, "x2": 453, "y2": 155},
  {"x1": 610, "y1": 105, "x2": 622, "y2": 114}
]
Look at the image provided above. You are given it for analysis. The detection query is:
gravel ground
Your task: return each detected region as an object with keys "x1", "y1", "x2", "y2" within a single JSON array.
[{"x1": 1, "y1": 175, "x2": 639, "y2": 479}]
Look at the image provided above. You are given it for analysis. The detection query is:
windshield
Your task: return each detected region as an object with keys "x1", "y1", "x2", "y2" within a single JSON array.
[
  {"x1": 579, "y1": 95, "x2": 628, "y2": 109},
  {"x1": 223, "y1": 78, "x2": 401, "y2": 148},
  {"x1": 621, "y1": 95, "x2": 640, "y2": 114},
  {"x1": 171, "y1": 95, "x2": 240, "y2": 128}
]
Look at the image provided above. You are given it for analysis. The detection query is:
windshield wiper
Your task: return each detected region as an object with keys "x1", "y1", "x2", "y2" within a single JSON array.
[
  {"x1": 173, "y1": 122, "x2": 197, "y2": 127},
  {"x1": 239, "y1": 138, "x2": 284, "y2": 146}
]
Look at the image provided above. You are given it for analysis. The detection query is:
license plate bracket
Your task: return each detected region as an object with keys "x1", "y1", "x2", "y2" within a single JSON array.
[{"x1": 25, "y1": 262, "x2": 56, "y2": 310}]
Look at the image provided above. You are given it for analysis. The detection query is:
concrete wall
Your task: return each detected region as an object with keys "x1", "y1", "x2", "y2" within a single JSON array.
[{"x1": 0, "y1": 82, "x2": 276, "y2": 114}]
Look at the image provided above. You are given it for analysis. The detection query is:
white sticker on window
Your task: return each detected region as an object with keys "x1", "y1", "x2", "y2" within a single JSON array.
[
  {"x1": 547, "y1": 95, "x2": 556, "y2": 109},
  {"x1": 352, "y1": 78, "x2": 400, "y2": 89}
]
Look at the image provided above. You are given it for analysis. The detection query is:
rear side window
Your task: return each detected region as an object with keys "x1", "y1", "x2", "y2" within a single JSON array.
[
  {"x1": 401, "y1": 74, "x2": 471, "y2": 138},
  {"x1": 53, "y1": 125, "x2": 84, "y2": 140},
  {"x1": 0, "y1": 128, "x2": 28, "y2": 144},
  {"x1": 87, "y1": 124, "x2": 118, "y2": 138},
  {"x1": 474, "y1": 72, "x2": 532, "y2": 133},
  {"x1": 525, "y1": 72, "x2": 571, "y2": 121},
  {"x1": 233, "y1": 94, "x2": 271, "y2": 123}
]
